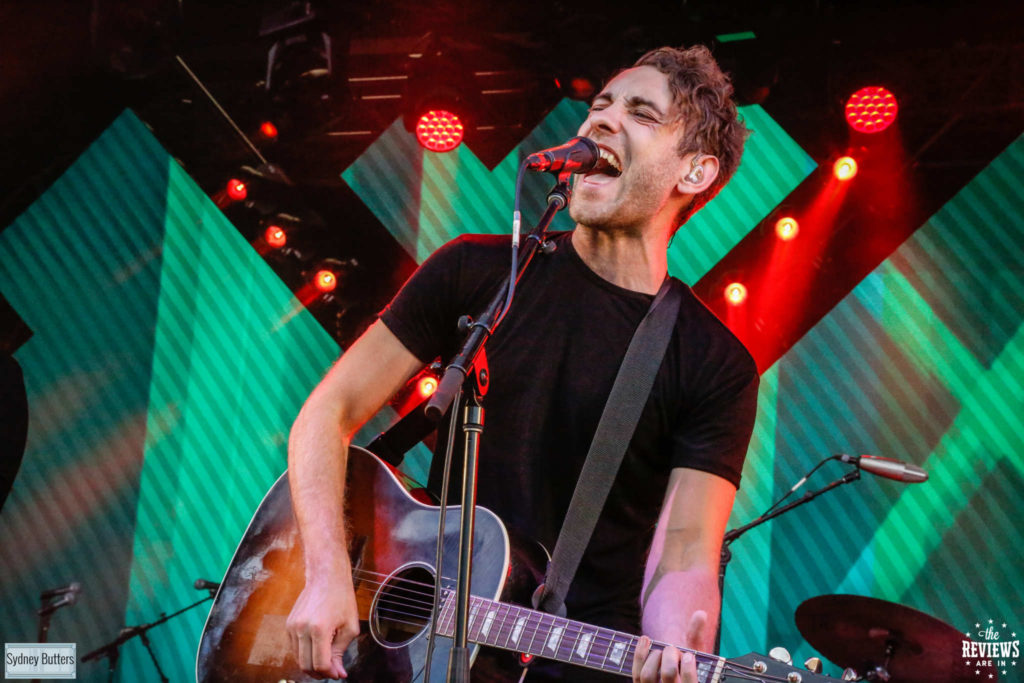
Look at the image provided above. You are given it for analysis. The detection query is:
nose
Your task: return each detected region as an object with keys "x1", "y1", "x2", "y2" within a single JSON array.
[{"x1": 580, "y1": 101, "x2": 623, "y2": 137}]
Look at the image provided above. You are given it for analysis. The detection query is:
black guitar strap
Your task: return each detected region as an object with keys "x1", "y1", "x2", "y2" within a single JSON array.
[{"x1": 533, "y1": 276, "x2": 684, "y2": 617}]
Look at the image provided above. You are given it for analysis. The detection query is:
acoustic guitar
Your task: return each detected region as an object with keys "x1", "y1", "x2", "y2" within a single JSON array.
[{"x1": 196, "y1": 446, "x2": 838, "y2": 682}]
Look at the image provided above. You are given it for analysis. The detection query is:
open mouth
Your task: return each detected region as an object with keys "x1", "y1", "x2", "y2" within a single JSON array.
[{"x1": 589, "y1": 147, "x2": 622, "y2": 177}]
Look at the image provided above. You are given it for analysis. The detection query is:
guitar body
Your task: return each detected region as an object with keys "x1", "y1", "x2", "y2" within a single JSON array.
[{"x1": 196, "y1": 446, "x2": 546, "y2": 682}]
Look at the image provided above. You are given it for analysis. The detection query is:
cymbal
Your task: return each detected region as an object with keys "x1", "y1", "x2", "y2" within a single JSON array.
[{"x1": 795, "y1": 594, "x2": 985, "y2": 683}]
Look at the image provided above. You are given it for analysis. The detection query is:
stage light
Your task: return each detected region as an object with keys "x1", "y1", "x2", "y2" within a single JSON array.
[
  {"x1": 845, "y1": 86, "x2": 898, "y2": 133},
  {"x1": 226, "y1": 178, "x2": 248, "y2": 201},
  {"x1": 833, "y1": 156, "x2": 858, "y2": 181},
  {"x1": 314, "y1": 269, "x2": 337, "y2": 293},
  {"x1": 555, "y1": 74, "x2": 598, "y2": 101},
  {"x1": 418, "y1": 376, "x2": 439, "y2": 398},
  {"x1": 264, "y1": 225, "x2": 287, "y2": 249},
  {"x1": 415, "y1": 109, "x2": 465, "y2": 152},
  {"x1": 775, "y1": 217, "x2": 799, "y2": 241},
  {"x1": 725, "y1": 282, "x2": 748, "y2": 305},
  {"x1": 259, "y1": 121, "x2": 279, "y2": 139}
]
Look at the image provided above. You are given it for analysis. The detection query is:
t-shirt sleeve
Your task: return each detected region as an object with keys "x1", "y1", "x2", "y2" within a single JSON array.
[
  {"x1": 379, "y1": 237, "x2": 466, "y2": 364},
  {"x1": 670, "y1": 339, "x2": 759, "y2": 489}
]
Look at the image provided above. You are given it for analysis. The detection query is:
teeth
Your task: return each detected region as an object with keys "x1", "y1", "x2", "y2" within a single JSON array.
[{"x1": 599, "y1": 148, "x2": 622, "y2": 174}]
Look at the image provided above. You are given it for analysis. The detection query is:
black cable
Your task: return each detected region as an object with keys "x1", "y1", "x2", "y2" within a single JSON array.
[
  {"x1": 423, "y1": 385, "x2": 464, "y2": 683},
  {"x1": 756, "y1": 454, "x2": 842, "y2": 522}
]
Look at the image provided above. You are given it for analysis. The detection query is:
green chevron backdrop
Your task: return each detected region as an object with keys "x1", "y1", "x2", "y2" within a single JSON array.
[
  {"x1": 722, "y1": 133, "x2": 1024, "y2": 666},
  {"x1": 0, "y1": 106, "x2": 1021, "y2": 682},
  {"x1": 0, "y1": 111, "x2": 408, "y2": 681}
]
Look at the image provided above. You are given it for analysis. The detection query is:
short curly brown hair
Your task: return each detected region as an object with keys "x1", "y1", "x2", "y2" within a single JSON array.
[{"x1": 633, "y1": 45, "x2": 748, "y2": 227}]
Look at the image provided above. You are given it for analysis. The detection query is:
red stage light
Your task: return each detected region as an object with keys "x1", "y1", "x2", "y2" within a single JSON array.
[
  {"x1": 833, "y1": 156, "x2": 858, "y2": 181},
  {"x1": 264, "y1": 225, "x2": 287, "y2": 249},
  {"x1": 314, "y1": 269, "x2": 337, "y2": 293},
  {"x1": 259, "y1": 121, "x2": 279, "y2": 139},
  {"x1": 415, "y1": 110, "x2": 464, "y2": 152},
  {"x1": 845, "y1": 86, "x2": 898, "y2": 134},
  {"x1": 775, "y1": 217, "x2": 799, "y2": 241},
  {"x1": 418, "y1": 376, "x2": 439, "y2": 398},
  {"x1": 725, "y1": 282, "x2": 748, "y2": 305},
  {"x1": 226, "y1": 179, "x2": 247, "y2": 201}
]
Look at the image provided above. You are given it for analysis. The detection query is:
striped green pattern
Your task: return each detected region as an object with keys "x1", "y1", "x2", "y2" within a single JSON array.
[
  {"x1": 0, "y1": 111, "x2": 171, "y2": 681},
  {"x1": 343, "y1": 101, "x2": 815, "y2": 284},
  {"x1": 720, "y1": 133, "x2": 1024, "y2": 661},
  {"x1": 0, "y1": 110, "x2": 404, "y2": 681},
  {"x1": 670, "y1": 104, "x2": 816, "y2": 283}
]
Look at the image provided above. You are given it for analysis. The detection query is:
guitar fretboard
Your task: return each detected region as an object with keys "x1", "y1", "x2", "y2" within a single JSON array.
[{"x1": 434, "y1": 591, "x2": 724, "y2": 681}]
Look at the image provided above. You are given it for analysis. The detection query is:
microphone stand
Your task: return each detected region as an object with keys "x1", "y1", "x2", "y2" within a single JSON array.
[
  {"x1": 425, "y1": 175, "x2": 572, "y2": 683},
  {"x1": 81, "y1": 592, "x2": 215, "y2": 683},
  {"x1": 714, "y1": 466, "x2": 862, "y2": 655}
]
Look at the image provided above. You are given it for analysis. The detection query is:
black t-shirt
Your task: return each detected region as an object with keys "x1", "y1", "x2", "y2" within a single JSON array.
[{"x1": 380, "y1": 231, "x2": 758, "y2": 642}]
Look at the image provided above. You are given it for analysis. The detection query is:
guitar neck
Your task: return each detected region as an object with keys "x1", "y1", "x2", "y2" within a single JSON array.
[{"x1": 434, "y1": 591, "x2": 725, "y2": 681}]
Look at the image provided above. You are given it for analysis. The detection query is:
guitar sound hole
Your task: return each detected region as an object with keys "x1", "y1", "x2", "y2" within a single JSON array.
[{"x1": 371, "y1": 564, "x2": 436, "y2": 647}]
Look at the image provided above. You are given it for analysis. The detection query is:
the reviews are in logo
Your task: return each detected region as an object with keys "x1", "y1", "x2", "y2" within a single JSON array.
[{"x1": 962, "y1": 619, "x2": 1019, "y2": 680}]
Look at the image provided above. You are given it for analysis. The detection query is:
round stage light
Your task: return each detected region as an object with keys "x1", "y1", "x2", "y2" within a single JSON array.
[
  {"x1": 415, "y1": 110, "x2": 464, "y2": 152},
  {"x1": 775, "y1": 217, "x2": 799, "y2": 241},
  {"x1": 845, "y1": 86, "x2": 898, "y2": 133},
  {"x1": 418, "y1": 376, "x2": 439, "y2": 398},
  {"x1": 833, "y1": 156, "x2": 858, "y2": 181},
  {"x1": 314, "y1": 269, "x2": 337, "y2": 293},
  {"x1": 226, "y1": 179, "x2": 248, "y2": 201},
  {"x1": 264, "y1": 225, "x2": 287, "y2": 249},
  {"x1": 725, "y1": 282, "x2": 748, "y2": 305},
  {"x1": 259, "y1": 121, "x2": 279, "y2": 139}
]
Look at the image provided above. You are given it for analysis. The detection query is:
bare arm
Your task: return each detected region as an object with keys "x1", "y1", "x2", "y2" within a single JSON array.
[
  {"x1": 633, "y1": 467, "x2": 736, "y2": 682},
  {"x1": 286, "y1": 320, "x2": 425, "y2": 678}
]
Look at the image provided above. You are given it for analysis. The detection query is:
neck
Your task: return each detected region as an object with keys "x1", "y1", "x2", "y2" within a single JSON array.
[
  {"x1": 435, "y1": 590, "x2": 724, "y2": 681},
  {"x1": 571, "y1": 224, "x2": 669, "y2": 295}
]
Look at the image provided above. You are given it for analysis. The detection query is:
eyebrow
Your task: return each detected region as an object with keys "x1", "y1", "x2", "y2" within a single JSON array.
[{"x1": 592, "y1": 92, "x2": 668, "y2": 119}]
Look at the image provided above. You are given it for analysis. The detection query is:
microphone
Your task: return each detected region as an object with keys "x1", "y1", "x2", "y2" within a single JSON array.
[
  {"x1": 37, "y1": 591, "x2": 78, "y2": 617},
  {"x1": 40, "y1": 582, "x2": 81, "y2": 601},
  {"x1": 840, "y1": 454, "x2": 928, "y2": 483},
  {"x1": 194, "y1": 578, "x2": 221, "y2": 591},
  {"x1": 525, "y1": 137, "x2": 600, "y2": 174}
]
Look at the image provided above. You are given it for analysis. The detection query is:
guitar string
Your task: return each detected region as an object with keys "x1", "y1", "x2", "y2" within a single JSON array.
[
  {"x1": 345, "y1": 570, "x2": 730, "y2": 672},
  {"x1": 368, "y1": 600, "x2": 747, "y2": 682},
  {"x1": 337, "y1": 583, "x2": 780, "y2": 681},
  {"x1": 271, "y1": 564, "x2": 777, "y2": 680},
  {"x1": 348, "y1": 567, "x2": 719, "y2": 664}
]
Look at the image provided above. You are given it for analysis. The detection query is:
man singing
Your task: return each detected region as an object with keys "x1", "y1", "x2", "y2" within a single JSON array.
[{"x1": 286, "y1": 45, "x2": 758, "y2": 683}]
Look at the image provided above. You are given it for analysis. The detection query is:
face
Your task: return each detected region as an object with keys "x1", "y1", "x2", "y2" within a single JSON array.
[{"x1": 569, "y1": 66, "x2": 688, "y2": 234}]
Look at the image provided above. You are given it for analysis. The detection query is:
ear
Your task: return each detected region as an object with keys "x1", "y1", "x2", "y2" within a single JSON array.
[{"x1": 677, "y1": 154, "x2": 720, "y2": 195}]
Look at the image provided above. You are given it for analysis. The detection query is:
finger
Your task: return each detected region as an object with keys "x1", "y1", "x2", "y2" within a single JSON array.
[
  {"x1": 311, "y1": 625, "x2": 336, "y2": 678},
  {"x1": 659, "y1": 644, "x2": 681, "y2": 683},
  {"x1": 633, "y1": 635, "x2": 652, "y2": 682},
  {"x1": 332, "y1": 636, "x2": 349, "y2": 679},
  {"x1": 640, "y1": 643, "x2": 663, "y2": 683},
  {"x1": 298, "y1": 632, "x2": 320, "y2": 678},
  {"x1": 680, "y1": 651, "x2": 698, "y2": 683},
  {"x1": 286, "y1": 620, "x2": 299, "y2": 666}
]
